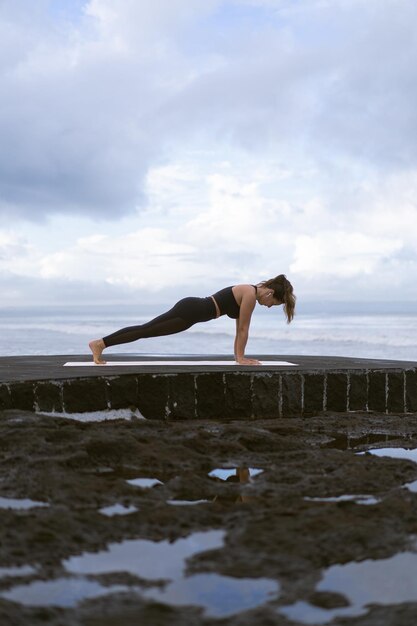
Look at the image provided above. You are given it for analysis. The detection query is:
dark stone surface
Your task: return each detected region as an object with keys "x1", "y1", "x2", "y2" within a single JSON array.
[
  {"x1": 304, "y1": 373, "x2": 325, "y2": 415},
  {"x1": 35, "y1": 381, "x2": 63, "y2": 413},
  {"x1": 195, "y1": 373, "x2": 225, "y2": 419},
  {"x1": 169, "y1": 374, "x2": 196, "y2": 419},
  {"x1": 326, "y1": 373, "x2": 348, "y2": 412},
  {"x1": 1, "y1": 355, "x2": 416, "y2": 418},
  {"x1": 224, "y1": 373, "x2": 252, "y2": 419},
  {"x1": 281, "y1": 374, "x2": 302, "y2": 417},
  {"x1": 349, "y1": 371, "x2": 368, "y2": 411},
  {"x1": 406, "y1": 371, "x2": 417, "y2": 413},
  {"x1": 63, "y1": 378, "x2": 108, "y2": 413},
  {"x1": 387, "y1": 372, "x2": 405, "y2": 413},
  {"x1": 368, "y1": 371, "x2": 387, "y2": 413},
  {"x1": 2, "y1": 412, "x2": 417, "y2": 626},
  {"x1": 106, "y1": 376, "x2": 138, "y2": 410},
  {"x1": 1, "y1": 354, "x2": 416, "y2": 383},
  {"x1": 9, "y1": 382, "x2": 35, "y2": 412},
  {"x1": 137, "y1": 374, "x2": 169, "y2": 419},
  {"x1": 252, "y1": 373, "x2": 280, "y2": 418},
  {"x1": 0, "y1": 384, "x2": 11, "y2": 411}
]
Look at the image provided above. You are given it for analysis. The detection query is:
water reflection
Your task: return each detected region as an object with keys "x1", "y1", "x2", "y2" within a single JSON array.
[
  {"x1": 99, "y1": 504, "x2": 138, "y2": 516},
  {"x1": 0, "y1": 497, "x2": 49, "y2": 510},
  {"x1": 0, "y1": 565, "x2": 37, "y2": 578},
  {"x1": 404, "y1": 479, "x2": 417, "y2": 493},
  {"x1": 38, "y1": 408, "x2": 143, "y2": 422},
  {"x1": 166, "y1": 468, "x2": 264, "y2": 507},
  {"x1": 0, "y1": 530, "x2": 279, "y2": 617},
  {"x1": 280, "y1": 551, "x2": 417, "y2": 624},
  {"x1": 323, "y1": 433, "x2": 407, "y2": 450},
  {"x1": 1, "y1": 578, "x2": 128, "y2": 608},
  {"x1": 64, "y1": 530, "x2": 225, "y2": 580},
  {"x1": 63, "y1": 529, "x2": 278, "y2": 616},
  {"x1": 167, "y1": 499, "x2": 210, "y2": 506},
  {"x1": 279, "y1": 599, "x2": 364, "y2": 624},
  {"x1": 304, "y1": 495, "x2": 379, "y2": 505},
  {"x1": 208, "y1": 468, "x2": 263, "y2": 481},
  {"x1": 209, "y1": 468, "x2": 263, "y2": 504},
  {"x1": 144, "y1": 572, "x2": 279, "y2": 617},
  {"x1": 126, "y1": 478, "x2": 163, "y2": 489},
  {"x1": 360, "y1": 447, "x2": 417, "y2": 463}
]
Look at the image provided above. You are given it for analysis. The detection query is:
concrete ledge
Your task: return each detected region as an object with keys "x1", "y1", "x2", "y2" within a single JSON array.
[{"x1": 1, "y1": 354, "x2": 416, "y2": 418}]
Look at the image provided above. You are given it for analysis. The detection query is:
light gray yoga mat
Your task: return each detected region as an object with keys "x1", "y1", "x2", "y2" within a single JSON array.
[{"x1": 64, "y1": 360, "x2": 298, "y2": 367}]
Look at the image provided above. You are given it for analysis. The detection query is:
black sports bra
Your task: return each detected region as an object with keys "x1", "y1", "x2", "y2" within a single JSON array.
[{"x1": 211, "y1": 285, "x2": 257, "y2": 319}]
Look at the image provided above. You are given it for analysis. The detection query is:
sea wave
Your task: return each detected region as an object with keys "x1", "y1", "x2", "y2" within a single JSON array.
[{"x1": 0, "y1": 308, "x2": 416, "y2": 360}]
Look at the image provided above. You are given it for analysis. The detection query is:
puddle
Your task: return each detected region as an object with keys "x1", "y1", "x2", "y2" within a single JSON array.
[
  {"x1": 359, "y1": 447, "x2": 417, "y2": 463},
  {"x1": 62, "y1": 530, "x2": 279, "y2": 616},
  {"x1": 404, "y1": 479, "x2": 417, "y2": 493},
  {"x1": 98, "y1": 504, "x2": 138, "y2": 516},
  {"x1": 208, "y1": 468, "x2": 264, "y2": 481},
  {"x1": 323, "y1": 433, "x2": 406, "y2": 450},
  {"x1": 362, "y1": 448, "x2": 417, "y2": 494},
  {"x1": 0, "y1": 565, "x2": 37, "y2": 578},
  {"x1": 144, "y1": 572, "x2": 279, "y2": 617},
  {"x1": 0, "y1": 578, "x2": 128, "y2": 608},
  {"x1": 64, "y1": 530, "x2": 225, "y2": 580},
  {"x1": 38, "y1": 408, "x2": 145, "y2": 422},
  {"x1": 280, "y1": 551, "x2": 417, "y2": 624},
  {"x1": 279, "y1": 600, "x2": 365, "y2": 624},
  {"x1": 304, "y1": 495, "x2": 379, "y2": 505},
  {"x1": 0, "y1": 497, "x2": 49, "y2": 510},
  {"x1": 126, "y1": 478, "x2": 163, "y2": 489},
  {"x1": 2, "y1": 570, "x2": 279, "y2": 617},
  {"x1": 167, "y1": 499, "x2": 210, "y2": 506}
]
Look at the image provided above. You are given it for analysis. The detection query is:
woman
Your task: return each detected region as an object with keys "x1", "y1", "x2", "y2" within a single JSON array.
[{"x1": 89, "y1": 274, "x2": 296, "y2": 365}]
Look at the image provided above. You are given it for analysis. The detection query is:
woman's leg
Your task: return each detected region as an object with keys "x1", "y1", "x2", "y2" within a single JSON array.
[
  {"x1": 102, "y1": 309, "x2": 193, "y2": 347},
  {"x1": 89, "y1": 297, "x2": 215, "y2": 363}
]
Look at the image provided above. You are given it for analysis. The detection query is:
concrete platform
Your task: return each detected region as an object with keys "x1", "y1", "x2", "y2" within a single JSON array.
[{"x1": 1, "y1": 354, "x2": 416, "y2": 418}]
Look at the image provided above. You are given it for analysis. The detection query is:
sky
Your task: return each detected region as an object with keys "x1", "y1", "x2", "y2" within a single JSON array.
[{"x1": 1, "y1": 0, "x2": 417, "y2": 307}]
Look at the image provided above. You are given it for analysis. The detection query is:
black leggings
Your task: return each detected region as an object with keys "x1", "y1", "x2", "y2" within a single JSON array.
[{"x1": 102, "y1": 297, "x2": 217, "y2": 347}]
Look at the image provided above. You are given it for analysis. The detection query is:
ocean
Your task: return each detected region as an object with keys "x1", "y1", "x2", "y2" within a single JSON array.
[{"x1": 0, "y1": 303, "x2": 416, "y2": 362}]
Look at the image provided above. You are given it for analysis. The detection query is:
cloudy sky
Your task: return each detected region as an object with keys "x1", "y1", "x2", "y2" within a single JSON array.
[{"x1": 1, "y1": 0, "x2": 417, "y2": 307}]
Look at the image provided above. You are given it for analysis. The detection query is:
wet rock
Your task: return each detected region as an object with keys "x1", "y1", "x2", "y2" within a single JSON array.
[
  {"x1": 308, "y1": 590, "x2": 350, "y2": 609},
  {"x1": 0, "y1": 412, "x2": 417, "y2": 624}
]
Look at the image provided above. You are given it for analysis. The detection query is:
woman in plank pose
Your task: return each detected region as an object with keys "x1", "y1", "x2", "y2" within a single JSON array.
[{"x1": 89, "y1": 274, "x2": 295, "y2": 365}]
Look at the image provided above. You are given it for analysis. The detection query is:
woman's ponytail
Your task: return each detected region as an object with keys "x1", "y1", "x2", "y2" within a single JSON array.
[{"x1": 260, "y1": 274, "x2": 296, "y2": 323}]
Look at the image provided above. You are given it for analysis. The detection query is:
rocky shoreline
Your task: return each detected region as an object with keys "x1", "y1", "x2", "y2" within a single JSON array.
[{"x1": 1, "y1": 409, "x2": 417, "y2": 625}]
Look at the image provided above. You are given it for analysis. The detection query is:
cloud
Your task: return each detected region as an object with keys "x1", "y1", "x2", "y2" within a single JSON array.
[
  {"x1": 0, "y1": 0, "x2": 416, "y2": 221},
  {"x1": 2, "y1": 149, "x2": 417, "y2": 300},
  {"x1": 290, "y1": 232, "x2": 403, "y2": 278},
  {"x1": 158, "y1": 0, "x2": 417, "y2": 164},
  {"x1": 38, "y1": 229, "x2": 198, "y2": 290},
  {"x1": 0, "y1": 268, "x2": 139, "y2": 307},
  {"x1": 0, "y1": 158, "x2": 296, "y2": 302},
  {"x1": 0, "y1": 1, "x2": 416, "y2": 307},
  {"x1": 0, "y1": 0, "x2": 211, "y2": 220},
  {"x1": 0, "y1": 158, "x2": 416, "y2": 305},
  {"x1": 0, "y1": 231, "x2": 31, "y2": 260}
]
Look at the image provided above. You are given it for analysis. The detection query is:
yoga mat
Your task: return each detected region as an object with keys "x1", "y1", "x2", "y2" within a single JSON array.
[{"x1": 64, "y1": 360, "x2": 298, "y2": 367}]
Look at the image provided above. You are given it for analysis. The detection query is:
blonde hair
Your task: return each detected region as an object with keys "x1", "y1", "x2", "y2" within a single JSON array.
[{"x1": 260, "y1": 274, "x2": 296, "y2": 323}]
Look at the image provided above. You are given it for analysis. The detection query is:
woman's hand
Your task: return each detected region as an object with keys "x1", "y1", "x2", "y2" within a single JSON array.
[{"x1": 235, "y1": 357, "x2": 261, "y2": 366}]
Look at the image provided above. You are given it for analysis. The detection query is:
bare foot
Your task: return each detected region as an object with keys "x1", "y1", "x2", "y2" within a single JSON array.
[{"x1": 89, "y1": 339, "x2": 106, "y2": 364}]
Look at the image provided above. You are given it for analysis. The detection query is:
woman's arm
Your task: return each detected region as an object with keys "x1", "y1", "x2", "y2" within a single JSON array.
[{"x1": 234, "y1": 293, "x2": 260, "y2": 365}]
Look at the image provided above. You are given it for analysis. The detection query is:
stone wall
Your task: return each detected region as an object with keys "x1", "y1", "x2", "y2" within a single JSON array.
[{"x1": 1, "y1": 368, "x2": 416, "y2": 418}]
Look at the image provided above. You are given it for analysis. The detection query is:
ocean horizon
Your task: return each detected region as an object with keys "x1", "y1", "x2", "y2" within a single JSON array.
[{"x1": 0, "y1": 302, "x2": 416, "y2": 362}]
